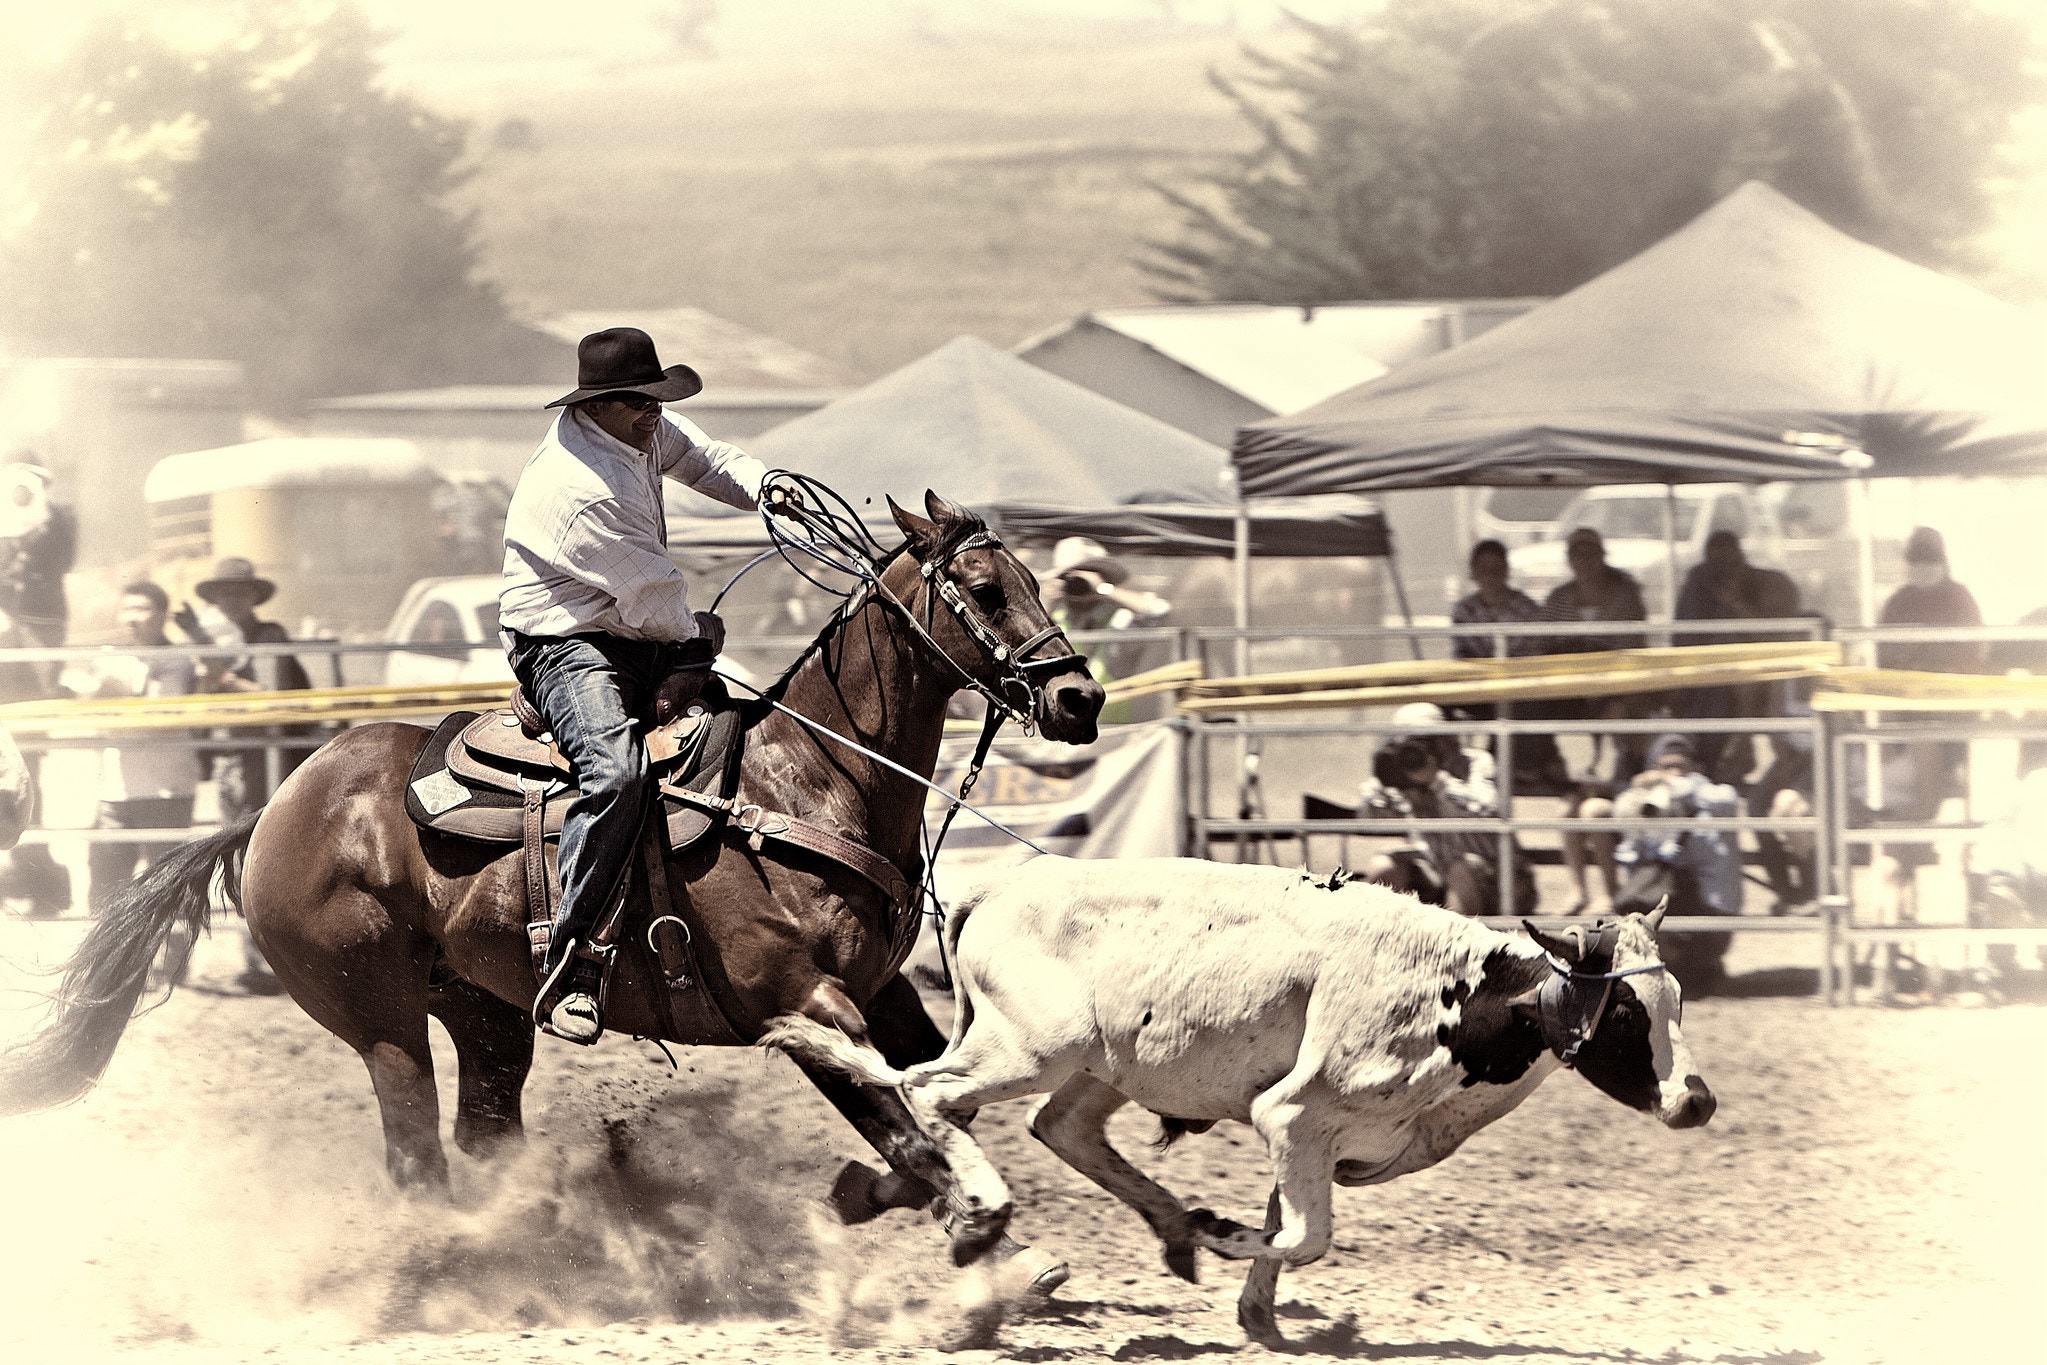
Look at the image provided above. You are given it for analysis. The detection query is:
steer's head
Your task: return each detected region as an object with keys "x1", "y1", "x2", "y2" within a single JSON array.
[{"x1": 1519, "y1": 908, "x2": 1715, "y2": 1130}]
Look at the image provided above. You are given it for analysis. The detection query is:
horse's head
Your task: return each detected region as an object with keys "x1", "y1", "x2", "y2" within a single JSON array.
[
  {"x1": 1520, "y1": 908, "x2": 1715, "y2": 1129},
  {"x1": 888, "y1": 490, "x2": 1105, "y2": 745}
]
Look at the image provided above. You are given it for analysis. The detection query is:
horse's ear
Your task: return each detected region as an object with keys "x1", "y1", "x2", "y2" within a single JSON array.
[
  {"x1": 889, "y1": 495, "x2": 938, "y2": 549},
  {"x1": 923, "y1": 489, "x2": 969, "y2": 526}
]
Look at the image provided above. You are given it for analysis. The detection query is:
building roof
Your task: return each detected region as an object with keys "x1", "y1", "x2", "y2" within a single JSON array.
[
  {"x1": 144, "y1": 437, "x2": 436, "y2": 502},
  {"x1": 536, "y1": 307, "x2": 862, "y2": 391},
  {"x1": 1019, "y1": 300, "x2": 1544, "y2": 414}
]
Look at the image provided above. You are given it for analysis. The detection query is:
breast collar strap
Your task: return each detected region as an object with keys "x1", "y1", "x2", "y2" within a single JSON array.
[{"x1": 1534, "y1": 920, "x2": 1669, "y2": 1065}]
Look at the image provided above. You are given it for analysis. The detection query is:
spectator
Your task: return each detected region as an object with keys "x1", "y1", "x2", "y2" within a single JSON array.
[
  {"x1": 1865, "y1": 526, "x2": 1984, "y2": 923},
  {"x1": 180, "y1": 557, "x2": 312, "y2": 994},
  {"x1": 1451, "y1": 538, "x2": 1568, "y2": 792},
  {"x1": 1878, "y1": 526, "x2": 1985, "y2": 674},
  {"x1": 69, "y1": 583, "x2": 199, "y2": 913},
  {"x1": 1673, "y1": 530, "x2": 1804, "y2": 783},
  {"x1": 1542, "y1": 527, "x2": 1648, "y2": 657},
  {"x1": 1451, "y1": 540, "x2": 1544, "y2": 660},
  {"x1": 1358, "y1": 703, "x2": 1537, "y2": 917},
  {"x1": 1042, "y1": 537, "x2": 1169, "y2": 725},
  {"x1": 1538, "y1": 528, "x2": 1652, "y2": 901},
  {"x1": 0, "y1": 459, "x2": 75, "y2": 916},
  {"x1": 180, "y1": 557, "x2": 315, "y2": 819},
  {"x1": 1603, "y1": 734, "x2": 1744, "y2": 991}
]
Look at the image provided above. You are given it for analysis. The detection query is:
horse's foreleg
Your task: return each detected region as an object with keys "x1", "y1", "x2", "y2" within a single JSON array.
[
  {"x1": 826, "y1": 972, "x2": 947, "y2": 1221},
  {"x1": 429, "y1": 975, "x2": 535, "y2": 1162}
]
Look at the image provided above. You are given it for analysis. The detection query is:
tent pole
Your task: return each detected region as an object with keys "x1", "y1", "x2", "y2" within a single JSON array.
[
  {"x1": 1663, "y1": 483, "x2": 1679, "y2": 627},
  {"x1": 1233, "y1": 481, "x2": 1251, "y2": 677},
  {"x1": 1381, "y1": 524, "x2": 1422, "y2": 660},
  {"x1": 1853, "y1": 476, "x2": 1876, "y2": 634}
]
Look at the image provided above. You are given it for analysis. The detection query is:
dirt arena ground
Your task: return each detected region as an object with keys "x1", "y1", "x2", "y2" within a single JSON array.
[{"x1": 0, "y1": 921, "x2": 2040, "y2": 1365}]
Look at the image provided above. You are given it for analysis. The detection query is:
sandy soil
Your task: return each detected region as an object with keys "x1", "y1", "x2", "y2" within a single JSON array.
[{"x1": 0, "y1": 921, "x2": 2041, "y2": 1365}]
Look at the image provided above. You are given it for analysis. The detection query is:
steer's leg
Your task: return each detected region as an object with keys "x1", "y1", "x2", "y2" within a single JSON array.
[
  {"x1": 1236, "y1": 1188, "x2": 1287, "y2": 1345},
  {"x1": 1193, "y1": 1067, "x2": 1335, "y2": 1266},
  {"x1": 1029, "y1": 1073, "x2": 1204, "y2": 1282}
]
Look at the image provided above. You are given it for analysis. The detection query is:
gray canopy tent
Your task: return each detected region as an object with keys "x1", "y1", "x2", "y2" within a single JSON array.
[
  {"x1": 671, "y1": 336, "x2": 1392, "y2": 620},
  {"x1": 1232, "y1": 182, "x2": 2047, "y2": 621}
]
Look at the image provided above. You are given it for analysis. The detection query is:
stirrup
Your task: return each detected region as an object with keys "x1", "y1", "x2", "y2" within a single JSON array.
[{"x1": 534, "y1": 939, "x2": 606, "y2": 1045}]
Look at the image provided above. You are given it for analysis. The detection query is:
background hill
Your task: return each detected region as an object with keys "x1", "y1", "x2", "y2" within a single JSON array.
[{"x1": 404, "y1": 21, "x2": 1263, "y2": 380}]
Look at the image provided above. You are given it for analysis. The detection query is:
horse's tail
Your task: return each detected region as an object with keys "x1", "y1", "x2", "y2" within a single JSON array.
[{"x1": 0, "y1": 812, "x2": 260, "y2": 1117}]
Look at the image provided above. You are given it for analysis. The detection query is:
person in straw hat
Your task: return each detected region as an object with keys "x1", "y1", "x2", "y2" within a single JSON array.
[
  {"x1": 501, "y1": 326, "x2": 794, "y2": 1043},
  {"x1": 1039, "y1": 537, "x2": 1170, "y2": 726}
]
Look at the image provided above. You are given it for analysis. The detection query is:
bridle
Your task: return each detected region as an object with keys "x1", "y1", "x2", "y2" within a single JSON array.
[
  {"x1": 1533, "y1": 919, "x2": 1670, "y2": 1066},
  {"x1": 898, "y1": 527, "x2": 1091, "y2": 733}
]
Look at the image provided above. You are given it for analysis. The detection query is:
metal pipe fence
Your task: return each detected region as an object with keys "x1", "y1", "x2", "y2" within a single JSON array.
[{"x1": 4, "y1": 622, "x2": 2044, "y2": 1004}]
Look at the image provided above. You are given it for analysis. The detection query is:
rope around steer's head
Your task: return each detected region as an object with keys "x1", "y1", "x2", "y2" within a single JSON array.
[{"x1": 1526, "y1": 914, "x2": 1671, "y2": 1065}]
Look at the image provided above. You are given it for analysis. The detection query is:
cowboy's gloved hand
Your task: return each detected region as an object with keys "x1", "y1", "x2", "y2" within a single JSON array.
[
  {"x1": 764, "y1": 486, "x2": 804, "y2": 519},
  {"x1": 691, "y1": 610, "x2": 726, "y2": 657}
]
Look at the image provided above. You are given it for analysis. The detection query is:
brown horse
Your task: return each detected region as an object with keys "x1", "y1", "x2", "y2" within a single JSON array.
[{"x1": 0, "y1": 491, "x2": 1104, "y2": 1269}]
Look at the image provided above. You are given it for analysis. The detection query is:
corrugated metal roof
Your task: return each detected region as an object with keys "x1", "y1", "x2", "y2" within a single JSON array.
[
  {"x1": 1023, "y1": 300, "x2": 1546, "y2": 414},
  {"x1": 144, "y1": 437, "x2": 436, "y2": 503}
]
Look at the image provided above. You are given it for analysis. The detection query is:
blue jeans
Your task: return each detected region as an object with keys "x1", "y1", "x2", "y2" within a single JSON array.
[{"x1": 506, "y1": 632, "x2": 671, "y2": 969}]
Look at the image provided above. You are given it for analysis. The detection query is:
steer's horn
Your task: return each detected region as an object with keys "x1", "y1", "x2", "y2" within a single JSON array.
[
  {"x1": 1643, "y1": 895, "x2": 1671, "y2": 933},
  {"x1": 1523, "y1": 920, "x2": 1583, "y2": 964}
]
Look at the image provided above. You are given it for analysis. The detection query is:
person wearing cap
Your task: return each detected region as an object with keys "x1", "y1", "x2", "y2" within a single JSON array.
[
  {"x1": 1357, "y1": 702, "x2": 1536, "y2": 916},
  {"x1": 502, "y1": 326, "x2": 779, "y2": 1043},
  {"x1": 1041, "y1": 537, "x2": 1170, "y2": 724},
  {"x1": 1866, "y1": 526, "x2": 1985, "y2": 926}
]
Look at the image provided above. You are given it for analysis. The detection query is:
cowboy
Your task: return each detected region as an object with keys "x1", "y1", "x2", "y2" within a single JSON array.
[
  {"x1": 501, "y1": 327, "x2": 780, "y2": 1044},
  {"x1": 181, "y1": 557, "x2": 316, "y2": 815},
  {"x1": 1041, "y1": 537, "x2": 1168, "y2": 724}
]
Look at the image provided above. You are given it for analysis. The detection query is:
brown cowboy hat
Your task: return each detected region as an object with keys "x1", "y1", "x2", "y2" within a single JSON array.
[
  {"x1": 545, "y1": 327, "x2": 704, "y2": 409},
  {"x1": 195, "y1": 556, "x2": 276, "y2": 606}
]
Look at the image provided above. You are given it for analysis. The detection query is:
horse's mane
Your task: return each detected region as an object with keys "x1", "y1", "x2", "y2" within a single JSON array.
[{"x1": 759, "y1": 509, "x2": 991, "y2": 707}]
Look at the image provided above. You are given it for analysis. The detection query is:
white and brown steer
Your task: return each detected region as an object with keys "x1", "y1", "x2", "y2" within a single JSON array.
[{"x1": 765, "y1": 857, "x2": 1715, "y2": 1344}]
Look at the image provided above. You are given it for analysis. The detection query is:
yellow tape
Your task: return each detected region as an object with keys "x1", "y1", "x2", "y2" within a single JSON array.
[
  {"x1": 1179, "y1": 642, "x2": 1839, "y2": 714},
  {"x1": 1811, "y1": 666, "x2": 2047, "y2": 713},
  {"x1": 0, "y1": 683, "x2": 515, "y2": 736}
]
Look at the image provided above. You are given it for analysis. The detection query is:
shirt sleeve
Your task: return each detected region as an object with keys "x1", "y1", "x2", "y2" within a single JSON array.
[
  {"x1": 654, "y1": 414, "x2": 767, "y2": 512},
  {"x1": 559, "y1": 497, "x2": 701, "y2": 640}
]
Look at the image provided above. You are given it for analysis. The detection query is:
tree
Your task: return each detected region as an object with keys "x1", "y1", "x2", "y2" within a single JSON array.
[
  {"x1": 0, "y1": 1, "x2": 520, "y2": 412},
  {"x1": 1141, "y1": 0, "x2": 2045, "y2": 304}
]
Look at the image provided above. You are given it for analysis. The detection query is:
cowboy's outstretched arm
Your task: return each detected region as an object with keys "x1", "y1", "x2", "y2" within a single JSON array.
[{"x1": 653, "y1": 413, "x2": 766, "y2": 512}]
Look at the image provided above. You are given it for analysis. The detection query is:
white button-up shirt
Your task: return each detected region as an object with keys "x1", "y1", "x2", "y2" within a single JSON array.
[{"x1": 500, "y1": 406, "x2": 767, "y2": 643}]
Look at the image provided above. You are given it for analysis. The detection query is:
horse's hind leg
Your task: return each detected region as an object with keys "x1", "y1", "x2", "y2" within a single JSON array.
[
  {"x1": 1029, "y1": 1073, "x2": 1204, "y2": 1282},
  {"x1": 429, "y1": 975, "x2": 534, "y2": 1162}
]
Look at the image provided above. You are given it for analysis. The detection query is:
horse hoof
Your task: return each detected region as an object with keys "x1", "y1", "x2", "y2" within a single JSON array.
[
  {"x1": 827, "y1": 1161, "x2": 885, "y2": 1225},
  {"x1": 990, "y1": 1241, "x2": 1070, "y2": 1299},
  {"x1": 1238, "y1": 1299, "x2": 1284, "y2": 1347},
  {"x1": 1163, "y1": 1240, "x2": 1199, "y2": 1284},
  {"x1": 945, "y1": 1203, "x2": 1012, "y2": 1267}
]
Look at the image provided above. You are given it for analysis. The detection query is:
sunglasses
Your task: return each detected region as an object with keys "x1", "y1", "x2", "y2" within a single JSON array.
[{"x1": 599, "y1": 393, "x2": 664, "y2": 412}]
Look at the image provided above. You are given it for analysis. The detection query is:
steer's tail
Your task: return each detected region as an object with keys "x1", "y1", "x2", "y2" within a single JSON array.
[
  {"x1": 0, "y1": 813, "x2": 260, "y2": 1117},
  {"x1": 759, "y1": 1014, "x2": 915, "y2": 1088}
]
